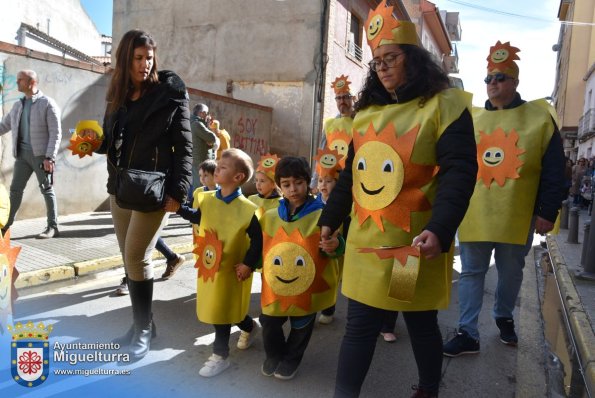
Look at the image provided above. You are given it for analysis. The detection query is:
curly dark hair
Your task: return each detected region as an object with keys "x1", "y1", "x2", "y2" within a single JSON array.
[
  {"x1": 274, "y1": 157, "x2": 311, "y2": 187},
  {"x1": 355, "y1": 44, "x2": 449, "y2": 112}
]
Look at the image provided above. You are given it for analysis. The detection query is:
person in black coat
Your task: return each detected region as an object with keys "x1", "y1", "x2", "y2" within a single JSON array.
[{"x1": 85, "y1": 29, "x2": 192, "y2": 360}]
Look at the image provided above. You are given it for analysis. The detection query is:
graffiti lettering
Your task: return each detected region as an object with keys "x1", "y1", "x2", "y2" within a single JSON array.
[
  {"x1": 232, "y1": 135, "x2": 268, "y2": 156},
  {"x1": 44, "y1": 72, "x2": 72, "y2": 85},
  {"x1": 237, "y1": 117, "x2": 258, "y2": 136},
  {"x1": 0, "y1": 67, "x2": 19, "y2": 105}
]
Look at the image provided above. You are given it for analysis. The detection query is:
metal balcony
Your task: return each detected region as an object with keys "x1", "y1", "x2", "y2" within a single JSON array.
[{"x1": 579, "y1": 108, "x2": 595, "y2": 141}]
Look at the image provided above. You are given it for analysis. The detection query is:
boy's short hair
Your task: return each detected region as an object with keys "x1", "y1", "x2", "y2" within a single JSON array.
[
  {"x1": 275, "y1": 156, "x2": 311, "y2": 186},
  {"x1": 198, "y1": 159, "x2": 217, "y2": 175},
  {"x1": 221, "y1": 148, "x2": 254, "y2": 184}
]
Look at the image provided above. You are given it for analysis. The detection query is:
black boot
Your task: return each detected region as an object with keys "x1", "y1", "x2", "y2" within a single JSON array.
[
  {"x1": 128, "y1": 278, "x2": 155, "y2": 360},
  {"x1": 274, "y1": 317, "x2": 315, "y2": 380}
]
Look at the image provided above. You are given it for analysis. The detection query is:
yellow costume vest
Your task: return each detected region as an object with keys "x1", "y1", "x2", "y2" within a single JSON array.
[
  {"x1": 343, "y1": 88, "x2": 471, "y2": 311},
  {"x1": 260, "y1": 209, "x2": 339, "y2": 316},
  {"x1": 458, "y1": 100, "x2": 556, "y2": 244},
  {"x1": 193, "y1": 191, "x2": 258, "y2": 324},
  {"x1": 248, "y1": 194, "x2": 281, "y2": 220},
  {"x1": 323, "y1": 116, "x2": 353, "y2": 162}
]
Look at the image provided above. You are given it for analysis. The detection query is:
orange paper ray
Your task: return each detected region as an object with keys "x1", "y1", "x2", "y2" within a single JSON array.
[
  {"x1": 365, "y1": 0, "x2": 401, "y2": 51},
  {"x1": 193, "y1": 229, "x2": 223, "y2": 282},
  {"x1": 68, "y1": 135, "x2": 102, "y2": 158}
]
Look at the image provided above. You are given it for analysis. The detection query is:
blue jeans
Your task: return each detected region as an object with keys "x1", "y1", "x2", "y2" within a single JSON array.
[
  {"x1": 5, "y1": 149, "x2": 57, "y2": 230},
  {"x1": 458, "y1": 234, "x2": 533, "y2": 340}
]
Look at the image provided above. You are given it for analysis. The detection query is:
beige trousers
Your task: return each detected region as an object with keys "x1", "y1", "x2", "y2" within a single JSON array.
[{"x1": 110, "y1": 195, "x2": 168, "y2": 281}]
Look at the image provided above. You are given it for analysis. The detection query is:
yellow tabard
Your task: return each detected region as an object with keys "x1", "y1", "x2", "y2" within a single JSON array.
[
  {"x1": 260, "y1": 209, "x2": 339, "y2": 316},
  {"x1": 324, "y1": 117, "x2": 353, "y2": 160},
  {"x1": 194, "y1": 191, "x2": 258, "y2": 324},
  {"x1": 342, "y1": 88, "x2": 471, "y2": 311},
  {"x1": 248, "y1": 194, "x2": 281, "y2": 220},
  {"x1": 458, "y1": 100, "x2": 556, "y2": 244}
]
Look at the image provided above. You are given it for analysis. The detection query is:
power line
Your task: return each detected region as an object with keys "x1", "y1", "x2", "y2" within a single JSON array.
[{"x1": 447, "y1": 0, "x2": 595, "y2": 26}]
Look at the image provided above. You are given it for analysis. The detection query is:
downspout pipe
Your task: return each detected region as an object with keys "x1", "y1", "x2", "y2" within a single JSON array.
[{"x1": 310, "y1": 0, "x2": 329, "y2": 169}]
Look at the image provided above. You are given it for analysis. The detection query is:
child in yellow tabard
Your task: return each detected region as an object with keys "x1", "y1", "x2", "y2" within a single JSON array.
[
  {"x1": 248, "y1": 153, "x2": 281, "y2": 219},
  {"x1": 313, "y1": 147, "x2": 347, "y2": 325},
  {"x1": 175, "y1": 148, "x2": 262, "y2": 378},
  {"x1": 259, "y1": 156, "x2": 344, "y2": 380}
]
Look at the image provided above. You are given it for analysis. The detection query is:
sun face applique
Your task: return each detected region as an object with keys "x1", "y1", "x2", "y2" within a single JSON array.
[
  {"x1": 314, "y1": 147, "x2": 342, "y2": 178},
  {"x1": 193, "y1": 229, "x2": 223, "y2": 282},
  {"x1": 0, "y1": 231, "x2": 20, "y2": 332},
  {"x1": 326, "y1": 129, "x2": 352, "y2": 167},
  {"x1": 67, "y1": 134, "x2": 102, "y2": 158},
  {"x1": 487, "y1": 41, "x2": 520, "y2": 71},
  {"x1": 331, "y1": 75, "x2": 351, "y2": 95},
  {"x1": 476, "y1": 127, "x2": 525, "y2": 188},
  {"x1": 261, "y1": 227, "x2": 330, "y2": 312},
  {"x1": 257, "y1": 153, "x2": 280, "y2": 173},
  {"x1": 352, "y1": 123, "x2": 435, "y2": 233},
  {"x1": 365, "y1": 0, "x2": 400, "y2": 50}
]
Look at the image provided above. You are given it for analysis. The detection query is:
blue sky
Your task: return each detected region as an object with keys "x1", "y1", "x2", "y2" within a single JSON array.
[{"x1": 81, "y1": 0, "x2": 113, "y2": 36}]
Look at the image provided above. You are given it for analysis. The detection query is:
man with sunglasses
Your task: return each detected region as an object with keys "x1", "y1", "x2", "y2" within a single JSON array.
[
  {"x1": 444, "y1": 42, "x2": 565, "y2": 357},
  {"x1": 310, "y1": 75, "x2": 354, "y2": 191}
]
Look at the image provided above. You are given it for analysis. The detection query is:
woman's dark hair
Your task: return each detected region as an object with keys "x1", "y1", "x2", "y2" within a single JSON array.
[
  {"x1": 355, "y1": 44, "x2": 450, "y2": 112},
  {"x1": 106, "y1": 30, "x2": 159, "y2": 114},
  {"x1": 275, "y1": 157, "x2": 311, "y2": 187}
]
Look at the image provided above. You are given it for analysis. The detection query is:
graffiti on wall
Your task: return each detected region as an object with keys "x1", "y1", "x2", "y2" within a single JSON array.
[
  {"x1": 0, "y1": 65, "x2": 20, "y2": 106},
  {"x1": 232, "y1": 116, "x2": 268, "y2": 156}
]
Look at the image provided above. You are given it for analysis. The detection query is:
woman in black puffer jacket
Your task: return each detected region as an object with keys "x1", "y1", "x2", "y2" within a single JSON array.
[{"x1": 91, "y1": 29, "x2": 192, "y2": 360}]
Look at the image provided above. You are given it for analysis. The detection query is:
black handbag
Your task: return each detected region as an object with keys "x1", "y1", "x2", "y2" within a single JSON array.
[
  {"x1": 115, "y1": 168, "x2": 166, "y2": 212},
  {"x1": 113, "y1": 107, "x2": 167, "y2": 212}
]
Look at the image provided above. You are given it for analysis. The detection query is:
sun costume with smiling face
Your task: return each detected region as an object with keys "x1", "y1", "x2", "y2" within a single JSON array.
[
  {"x1": 0, "y1": 231, "x2": 21, "y2": 333},
  {"x1": 352, "y1": 122, "x2": 435, "y2": 233},
  {"x1": 477, "y1": 127, "x2": 525, "y2": 188},
  {"x1": 487, "y1": 41, "x2": 520, "y2": 78},
  {"x1": 261, "y1": 227, "x2": 331, "y2": 314},
  {"x1": 193, "y1": 229, "x2": 223, "y2": 282}
]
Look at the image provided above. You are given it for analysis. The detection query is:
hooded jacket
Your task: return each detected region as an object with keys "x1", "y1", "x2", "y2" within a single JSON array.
[{"x1": 99, "y1": 70, "x2": 192, "y2": 204}]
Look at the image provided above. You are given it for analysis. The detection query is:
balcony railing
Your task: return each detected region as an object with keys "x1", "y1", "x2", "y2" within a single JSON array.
[
  {"x1": 579, "y1": 108, "x2": 595, "y2": 141},
  {"x1": 346, "y1": 41, "x2": 363, "y2": 62}
]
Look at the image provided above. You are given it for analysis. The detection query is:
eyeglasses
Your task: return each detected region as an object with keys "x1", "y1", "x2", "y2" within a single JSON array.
[
  {"x1": 335, "y1": 95, "x2": 352, "y2": 101},
  {"x1": 368, "y1": 52, "x2": 404, "y2": 72},
  {"x1": 484, "y1": 73, "x2": 514, "y2": 84}
]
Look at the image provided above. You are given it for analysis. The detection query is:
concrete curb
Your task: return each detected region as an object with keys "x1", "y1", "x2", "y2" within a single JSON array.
[
  {"x1": 15, "y1": 242, "x2": 194, "y2": 290},
  {"x1": 547, "y1": 235, "x2": 595, "y2": 396}
]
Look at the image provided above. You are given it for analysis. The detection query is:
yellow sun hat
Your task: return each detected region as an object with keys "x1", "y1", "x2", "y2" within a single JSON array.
[
  {"x1": 314, "y1": 147, "x2": 343, "y2": 179},
  {"x1": 331, "y1": 75, "x2": 352, "y2": 95},
  {"x1": 75, "y1": 120, "x2": 103, "y2": 138},
  {"x1": 486, "y1": 41, "x2": 520, "y2": 79},
  {"x1": 365, "y1": 0, "x2": 419, "y2": 52},
  {"x1": 256, "y1": 153, "x2": 281, "y2": 182}
]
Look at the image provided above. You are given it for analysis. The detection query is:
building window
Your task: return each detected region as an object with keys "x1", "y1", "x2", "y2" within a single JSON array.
[{"x1": 347, "y1": 11, "x2": 362, "y2": 61}]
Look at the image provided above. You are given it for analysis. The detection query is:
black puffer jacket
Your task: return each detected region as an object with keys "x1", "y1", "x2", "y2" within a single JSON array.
[{"x1": 99, "y1": 70, "x2": 192, "y2": 204}]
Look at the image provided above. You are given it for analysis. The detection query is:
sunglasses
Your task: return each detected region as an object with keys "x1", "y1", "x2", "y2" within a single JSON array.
[{"x1": 484, "y1": 73, "x2": 514, "y2": 84}]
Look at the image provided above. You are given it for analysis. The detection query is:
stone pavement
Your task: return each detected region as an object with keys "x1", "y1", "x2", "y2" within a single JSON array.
[{"x1": 8, "y1": 211, "x2": 192, "y2": 288}]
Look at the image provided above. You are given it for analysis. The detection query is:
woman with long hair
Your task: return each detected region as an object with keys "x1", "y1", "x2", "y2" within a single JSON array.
[
  {"x1": 318, "y1": 2, "x2": 477, "y2": 397},
  {"x1": 89, "y1": 29, "x2": 192, "y2": 359}
]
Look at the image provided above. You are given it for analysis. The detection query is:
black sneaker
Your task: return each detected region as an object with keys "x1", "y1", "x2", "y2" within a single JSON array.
[
  {"x1": 261, "y1": 357, "x2": 280, "y2": 377},
  {"x1": 495, "y1": 317, "x2": 518, "y2": 346},
  {"x1": 273, "y1": 360, "x2": 298, "y2": 380},
  {"x1": 443, "y1": 329, "x2": 480, "y2": 357}
]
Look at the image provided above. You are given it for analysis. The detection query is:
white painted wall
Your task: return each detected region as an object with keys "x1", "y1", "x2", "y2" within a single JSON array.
[
  {"x1": 112, "y1": 0, "x2": 324, "y2": 158},
  {"x1": 0, "y1": 0, "x2": 104, "y2": 57}
]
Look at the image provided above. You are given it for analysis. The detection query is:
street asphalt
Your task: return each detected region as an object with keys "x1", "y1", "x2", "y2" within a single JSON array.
[{"x1": 0, "y1": 209, "x2": 593, "y2": 397}]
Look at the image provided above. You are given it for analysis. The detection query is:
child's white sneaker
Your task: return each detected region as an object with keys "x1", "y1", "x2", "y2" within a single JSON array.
[
  {"x1": 237, "y1": 321, "x2": 260, "y2": 350},
  {"x1": 318, "y1": 314, "x2": 334, "y2": 325},
  {"x1": 199, "y1": 354, "x2": 230, "y2": 377}
]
